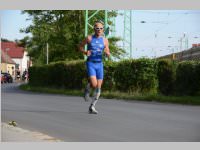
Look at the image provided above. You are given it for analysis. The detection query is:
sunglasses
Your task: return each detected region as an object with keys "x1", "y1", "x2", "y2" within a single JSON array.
[{"x1": 94, "y1": 27, "x2": 103, "y2": 30}]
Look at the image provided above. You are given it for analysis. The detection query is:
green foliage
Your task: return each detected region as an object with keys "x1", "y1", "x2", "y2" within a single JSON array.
[
  {"x1": 29, "y1": 60, "x2": 87, "y2": 89},
  {"x1": 114, "y1": 58, "x2": 158, "y2": 93},
  {"x1": 175, "y1": 61, "x2": 200, "y2": 96},
  {"x1": 196, "y1": 62, "x2": 200, "y2": 95},
  {"x1": 108, "y1": 37, "x2": 127, "y2": 60},
  {"x1": 29, "y1": 59, "x2": 200, "y2": 97},
  {"x1": 20, "y1": 10, "x2": 125, "y2": 65},
  {"x1": 157, "y1": 59, "x2": 176, "y2": 95},
  {"x1": 21, "y1": 10, "x2": 84, "y2": 63},
  {"x1": 29, "y1": 59, "x2": 157, "y2": 93},
  {"x1": 103, "y1": 61, "x2": 117, "y2": 91},
  {"x1": 1, "y1": 38, "x2": 12, "y2": 42},
  {"x1": 29, "y1": 65, "x2": 49, "y2": 86},
  {"x1": 63, "y1": 60, "x2": 87, "y2": 89}
]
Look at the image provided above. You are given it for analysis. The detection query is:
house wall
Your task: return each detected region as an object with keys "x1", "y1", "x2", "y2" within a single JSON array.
[
  {"x1": 1, "y1": 63, "x2": 15, "y2": 78},
  {"x1": 12, "y1": 52, "x2": 29, "y2": 76},
  {"x1": 13, "y1": 58, "x2": 22, "y2": 69},
  {"x1": 7, "y1": 64, "x2": 15, "y2": 78},
  {"x1": 1, "y1": 63, "x2": 7, "y2": 72},
  {"x1": 22, "y1": 51, "x2": 30, "y2": 71}
]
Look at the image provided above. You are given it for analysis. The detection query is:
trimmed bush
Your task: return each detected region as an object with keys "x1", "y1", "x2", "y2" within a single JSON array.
[
  {"x1": 63, "y1": 60, "x2": 87, "y2": 89},
  {"x1": 29, "y1": 65, "x2": 49, "y2": 86},
  {"x1": 175, "y1": 61, "x2": 199, "y2": 95},
  {"x1": 114, "y1": 58, "x2": 158, "y2": 93},
  {"x1": 29, "y1": 60, "x2": 115, "y2": 90},
  {"x1": 157, "y1": 59, "x2": 176, "y2": 95},
  {"x1": 29, "y1": 59, "x2": 200, "y2": 96},
  {"x1": 195, "y1": 62, "x2": 200, "y2": 95},
  {"x1": 103, "y1": 61, "x2": 117, "y2": 91},
  {"x1": 29, "y1": 60, "x2": 87, "y2": 89}
]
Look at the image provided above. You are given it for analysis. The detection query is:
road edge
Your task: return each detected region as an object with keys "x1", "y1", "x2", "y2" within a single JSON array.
[{"x1": 1, "y1": 122, "x2": 62, "y2": 142}]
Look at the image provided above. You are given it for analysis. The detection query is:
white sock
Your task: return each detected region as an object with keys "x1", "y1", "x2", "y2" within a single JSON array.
[{"x1": 91, "y1": 88, "x2": 101, "y2": 106}]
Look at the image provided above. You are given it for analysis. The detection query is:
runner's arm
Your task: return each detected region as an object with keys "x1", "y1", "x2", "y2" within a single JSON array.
[
  {"x1": 104, "y1": 38, "x2": 110, "y2": 57},
  {"x1": 79, "y1": 37, "x2": 88, "y2": 55}
]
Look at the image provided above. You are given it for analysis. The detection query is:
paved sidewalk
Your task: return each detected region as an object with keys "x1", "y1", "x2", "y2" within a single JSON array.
[{"x1": 1, "y1": 123, "x2": 61, "y2": 142}]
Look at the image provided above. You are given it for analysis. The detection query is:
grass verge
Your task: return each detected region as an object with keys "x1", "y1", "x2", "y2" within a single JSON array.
[{"x1": 20, "y1": 84, "x2": 200, "y2": 105}]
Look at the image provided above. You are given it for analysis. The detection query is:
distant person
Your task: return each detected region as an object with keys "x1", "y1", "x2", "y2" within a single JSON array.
[
  {"x1": 25, "y1": 70, "x2": 29, "y2": 82},
  {"x1": 22, "y1": 69, "x2": 27, "y2": 81},
  {"x1": 16, "y1": 70, "x2": 20, "y2": 80},
  {"x1": 79, "y1": 21, "x2": 110, "y2": 114}
]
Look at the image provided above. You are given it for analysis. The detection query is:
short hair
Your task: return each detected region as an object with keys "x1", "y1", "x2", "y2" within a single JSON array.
[{"x1": 94, "y1": 20, "x2": 104, "y2": 27}]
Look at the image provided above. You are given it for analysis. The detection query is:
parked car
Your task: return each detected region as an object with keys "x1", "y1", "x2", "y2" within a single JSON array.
[
  {"x1": 1, "y1": 73, "x2": 6, "y2": 83},
  {"x1": 1, "y1": 72, "x2": 13, "y2": 83}
]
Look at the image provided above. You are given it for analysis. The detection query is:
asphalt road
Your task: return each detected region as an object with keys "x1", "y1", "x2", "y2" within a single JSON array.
[{"x1": 1, "y1": 83, "x2": 200, "y2": 142}]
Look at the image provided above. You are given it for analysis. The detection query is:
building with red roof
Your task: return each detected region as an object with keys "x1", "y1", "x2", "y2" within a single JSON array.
[
  {"x1": 1, "y1": 50, "x2": 16, "y2": 64},
  {"x1": 1, "y1": 42, "x2": 30, "y2": 78},
  {"x1": 1, "y1": 50, "x2": 16, "y2": 77},
  {"x1": 1, "y1": 42, "x2": 24, "y2": 58}
]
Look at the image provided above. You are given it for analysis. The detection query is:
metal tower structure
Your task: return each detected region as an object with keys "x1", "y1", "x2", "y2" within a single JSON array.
[
  {"x1": 179, "y1": 33, "x2": 189, "y2": 51},
  {"x1": 85, "y1": 10, "x2": 109, "y2": 39},
  {"x1": 123, "y1": 10, "x2": 133, "y2": 58},
  {"x1": 109, "y1": 10, "x2": 117, "y2": 37},
  {"x1": 84, "y1": 10, "x2": 109, "y2": 59}
]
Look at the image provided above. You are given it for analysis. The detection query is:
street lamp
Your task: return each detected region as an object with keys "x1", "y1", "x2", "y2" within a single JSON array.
[{"x1": 5, "y1": 48, "x2": 10, "y2": 73}]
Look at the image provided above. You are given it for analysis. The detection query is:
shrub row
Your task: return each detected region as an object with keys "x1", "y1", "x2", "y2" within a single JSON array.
[
  {"x1": 157, "y1": 60, "x2": 200, "y2": 96},
  {"x1": 175, "y1": 61, "x2": 200, "y2": 96},
  {"x1": 29, "y1": 59, "x2": 200, "y2": 96},
  {"x1": 29, "y1": 60, "x2": 87, "y2": 89},
  {"x1": 157, "y1": 59, "x2": 176, "y2": 95},
  {"x1": 114, "y1": 58, "x2": 158, "y2": 93}
]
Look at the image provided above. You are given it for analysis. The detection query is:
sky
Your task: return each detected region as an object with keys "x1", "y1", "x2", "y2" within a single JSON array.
[
  {"x1": 1, "y1": 10, "x2": 200, "y2": 59},
  {"x1": 116, "y1": 10, "x2": 200, "y2": 58},
  {"x1": 1, "y1": 10, "x2": 32, "y2": 40}
]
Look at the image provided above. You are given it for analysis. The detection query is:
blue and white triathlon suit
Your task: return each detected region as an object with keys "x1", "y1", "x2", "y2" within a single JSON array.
[{"x1": 86, "y1": 35, "x2": 105, "y2": 80}]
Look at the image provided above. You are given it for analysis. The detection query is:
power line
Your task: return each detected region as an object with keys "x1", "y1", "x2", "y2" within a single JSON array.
[
  {"x1": 138, "y1": 11, "x2": 191, "y2": 44},
  {"x1": 134, "y1": 10, "x2": 200, "y2": 15}
]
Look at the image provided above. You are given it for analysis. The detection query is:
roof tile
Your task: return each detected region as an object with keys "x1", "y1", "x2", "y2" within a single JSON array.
[{"x1": 1, "y1": 42, "x2": 24, "y2": 58}]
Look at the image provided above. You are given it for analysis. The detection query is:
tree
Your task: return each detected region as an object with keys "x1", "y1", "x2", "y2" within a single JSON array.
[
  {"x1": 1, "y1": 38, "x2": 12, "y2": 42},
  {"x1": 15, "y1": 36, "x2": 31, "y2": 48},
  {"x1": 21, "y1": 10, "x2": 126, "y2": 65},
  {"x1": 108, "y1": 37, "x2": 127, "y2": 60}
]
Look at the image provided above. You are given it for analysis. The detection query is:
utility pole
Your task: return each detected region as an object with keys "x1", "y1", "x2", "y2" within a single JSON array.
[
  {"x1": 47, "y1": 43, "x2": 49, "y2": 64},
  {"x1": 5, "y1": 48, "x2": 10, "y2": 73},
  {"x1": 180, "y1": 38, "x2": 183, "y2": 51}
]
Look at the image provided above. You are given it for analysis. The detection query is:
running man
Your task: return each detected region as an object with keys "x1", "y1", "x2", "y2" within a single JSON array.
[{"x1": 79, "y1": 21, "x2": 110, "y2": 114}]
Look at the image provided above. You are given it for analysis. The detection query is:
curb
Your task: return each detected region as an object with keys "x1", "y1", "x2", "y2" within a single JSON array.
[{"x1": 1, "y1": 123, "x2": 62, "y2": 142}]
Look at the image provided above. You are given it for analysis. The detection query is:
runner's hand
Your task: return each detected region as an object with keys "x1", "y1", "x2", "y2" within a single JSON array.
[
  {"x1": 83, "y1": 50, "x2": 91, "y2": 56},
  {"x1": 86, "y1": 50, "x2": 91, "y2": 56},
  {"x1": 105, "y1": 51, "x2": 110, "y2": 57}
]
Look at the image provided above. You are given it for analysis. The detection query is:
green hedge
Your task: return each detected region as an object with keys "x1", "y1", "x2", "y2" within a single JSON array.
[
  {"x1": 196, "y1": 63, "x2": 200, "y2": 95},
  {"x1": 157, "y1": 59, "x2": 176, "y2": 95},
  {"x1": 29, "y1": 60, "x2": 87, "y2": 89},
  {"x1": 103, "y1": 61, "x2": 117, "y2": 91},
  {"x1": 114, "y1": 58, "x2": 158, "y2": 93},
  {"x1": 175, "y1": 61, "x2": 200, "y2": 96},
  {"x1": 29, "y1": 59, "x2": 200, "y2": 96},
  {"x1": 63, "y1": 60, "x2": 87, "y2": 89},
  {"x1": 29, "y1": 65, "x2": 50, "y2": 86}
]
